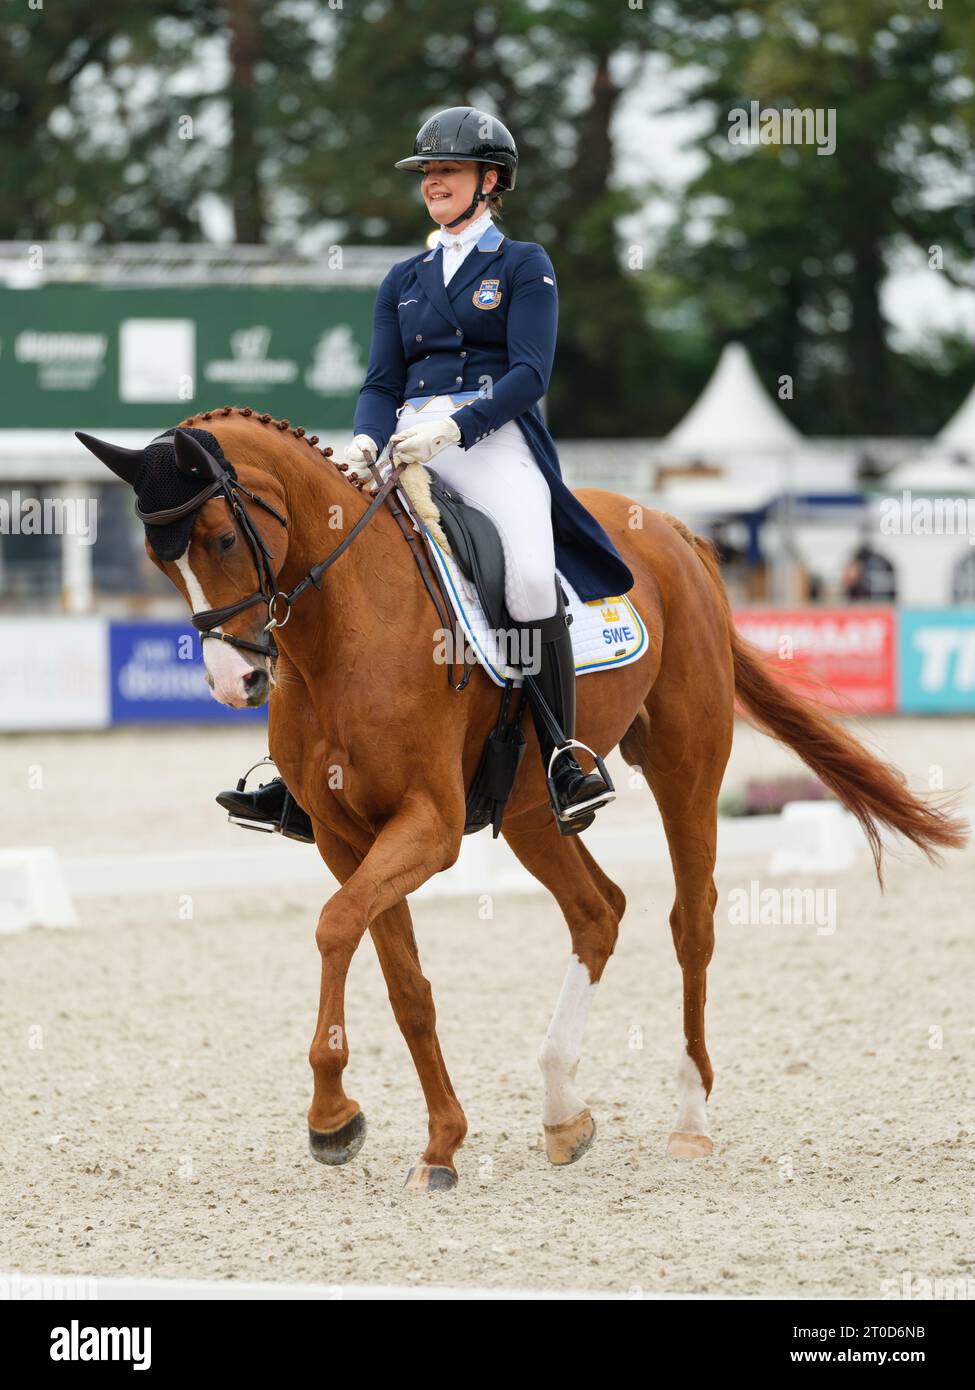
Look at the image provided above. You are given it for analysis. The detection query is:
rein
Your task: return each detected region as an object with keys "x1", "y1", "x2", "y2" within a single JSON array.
[{"x1": 136, "y1": 448, "x2": 408, "y2": 660}]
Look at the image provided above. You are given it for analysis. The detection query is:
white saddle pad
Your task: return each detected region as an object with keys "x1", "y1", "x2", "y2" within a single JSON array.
[{"x1": 421, "y1": 524, "x2": 648, "y2": 688}]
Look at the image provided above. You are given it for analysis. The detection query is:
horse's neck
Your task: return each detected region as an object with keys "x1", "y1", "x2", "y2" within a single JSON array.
[{"x1": 269, "y1": 444, "x2": 412, "y2": 668}]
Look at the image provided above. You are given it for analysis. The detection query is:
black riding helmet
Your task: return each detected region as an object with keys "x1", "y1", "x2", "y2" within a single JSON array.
[{"x1": 395, "y1": 106, "x2": 518, "y2": 227}]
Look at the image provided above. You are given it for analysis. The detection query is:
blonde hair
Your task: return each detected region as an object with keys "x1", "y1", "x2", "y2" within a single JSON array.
[{"x1": 482, "y1": 164, "x2": 503, "y2": 217}]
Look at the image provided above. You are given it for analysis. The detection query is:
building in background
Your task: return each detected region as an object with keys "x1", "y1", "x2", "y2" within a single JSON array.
[
  {"x1": 3, "y1": 247, "x2": 974, "y2": 624},
  {"x1": 0, "y1": 240, "x2": 401, "y2": 614}
]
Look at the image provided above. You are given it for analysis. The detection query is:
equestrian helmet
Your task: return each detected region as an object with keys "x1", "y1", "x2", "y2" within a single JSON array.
[{"x1": 395, "y1": 106, "x2": 518, "y2": 191}]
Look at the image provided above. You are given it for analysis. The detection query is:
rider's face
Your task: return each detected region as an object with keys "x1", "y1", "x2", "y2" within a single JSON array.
[{"x1": 420, "y1": 160, "x2": 496, "y2": 232}]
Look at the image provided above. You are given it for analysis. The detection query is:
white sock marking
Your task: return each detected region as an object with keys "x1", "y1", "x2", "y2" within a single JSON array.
[
  {"x1": 538, "y1": 955, "x2": 598, "y2": 1127},
  {"x1": 674, "y1": 1048, "x2": 710, "y2": 1135}
]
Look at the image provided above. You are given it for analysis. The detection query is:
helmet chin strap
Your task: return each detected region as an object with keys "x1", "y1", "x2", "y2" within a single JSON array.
[{"x1": 440, "y1": 165, "x2": 490, "y2": 230}]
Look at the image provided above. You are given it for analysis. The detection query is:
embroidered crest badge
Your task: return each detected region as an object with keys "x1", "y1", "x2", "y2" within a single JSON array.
[{"x1": 473, "y1": 278, "x2": 502, "y2": 310}]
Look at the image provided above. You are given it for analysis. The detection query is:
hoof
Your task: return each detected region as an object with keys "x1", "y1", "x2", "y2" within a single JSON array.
[
  {"x1": 667, "y1": 1130, "x2": 713, "y2": 1159},
  {"x1": 544, "y1": 1109, "x2": 596, "y2": 1166},
  {"x1": 403, "y1": 1161, "x2": 458, "y2": 1193},
  {"x1": 309, "y1": 1110, "x2": 367, "y2": 1166}
]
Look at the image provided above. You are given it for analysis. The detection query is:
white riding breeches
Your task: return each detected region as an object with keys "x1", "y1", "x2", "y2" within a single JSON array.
[{"x1": 396, "y1": 395, "x2": 558, "y2": 621}]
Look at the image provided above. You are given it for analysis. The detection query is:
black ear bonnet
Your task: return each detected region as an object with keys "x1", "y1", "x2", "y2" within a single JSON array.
[{"x1": 137, "y1": 427, "x2": 237, "y2": 560}]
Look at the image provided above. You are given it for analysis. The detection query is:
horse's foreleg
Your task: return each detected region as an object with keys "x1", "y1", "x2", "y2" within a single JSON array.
[
  {"x1": 369, "y1": 902, "x2": 468, "y2": 1191},
  {"x1": 307, "y1": 801, "x2": 462, "y2": 1177}
]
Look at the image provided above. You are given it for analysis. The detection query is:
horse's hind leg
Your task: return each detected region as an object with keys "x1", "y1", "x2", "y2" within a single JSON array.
[
  {"x1": 502, "y1": 811, "x2": 625, "y2": 1165},
  {"x1": 620, "y1": 685, "x2": 732, "y2": 1159}
]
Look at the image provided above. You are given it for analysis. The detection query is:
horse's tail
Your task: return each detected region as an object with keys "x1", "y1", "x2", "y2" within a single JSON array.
[{"x1": 669, "y1": 518, "x2": 970, "y2": 885}]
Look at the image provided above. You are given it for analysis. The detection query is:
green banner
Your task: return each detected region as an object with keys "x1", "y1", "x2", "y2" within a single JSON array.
[{"x1": 0, "y1": 283, "x2": 377, "y2": 430}]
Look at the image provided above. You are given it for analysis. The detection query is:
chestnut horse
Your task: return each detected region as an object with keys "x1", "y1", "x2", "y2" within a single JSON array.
[{"x1": 79, "y1": 407, "x2": 967, "y2": 1191}]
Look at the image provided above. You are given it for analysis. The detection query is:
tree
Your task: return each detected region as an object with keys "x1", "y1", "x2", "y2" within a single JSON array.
[{"x1": 654, "y1": 0, "x2": 975, "y2": 435}]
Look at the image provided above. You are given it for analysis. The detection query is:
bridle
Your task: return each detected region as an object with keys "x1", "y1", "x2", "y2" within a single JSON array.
[{"x1": 136, "y1": 437, "x2": 407, "y2": 661}]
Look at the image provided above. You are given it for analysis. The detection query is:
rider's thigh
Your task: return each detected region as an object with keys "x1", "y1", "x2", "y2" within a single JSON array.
[{"x1": 432, "y1": 428, "x2": 557, "y2": 621}]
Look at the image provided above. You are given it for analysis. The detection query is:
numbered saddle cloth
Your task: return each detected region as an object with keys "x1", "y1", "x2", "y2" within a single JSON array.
[{"x1": 422, "y1": 525, "x2": 648, "y2": 688}]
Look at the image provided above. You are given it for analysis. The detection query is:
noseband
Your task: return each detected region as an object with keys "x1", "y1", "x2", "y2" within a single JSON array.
[{"x1": 137, "y1": 445, "x2": 406, "y2": 660}]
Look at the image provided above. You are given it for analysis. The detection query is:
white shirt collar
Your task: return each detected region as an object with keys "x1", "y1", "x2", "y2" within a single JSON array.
[{"x1": 437, "y1": 208, "x2": 494, "y2": 253}]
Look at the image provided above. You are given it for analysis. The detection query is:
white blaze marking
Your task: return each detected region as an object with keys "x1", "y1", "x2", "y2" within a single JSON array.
[
  {"x1": 174, "y1": 551, "x2": 210, "y2": 614},
  {"x1": 174, "y1": 551, "x2": 253, "y2": 704},
  {"x1": 537, "y1": 954, "x2": 598, "y2": 1127},
  {"x1": 673, "y1": 1048, "x2": 710, "y2": 1136}
]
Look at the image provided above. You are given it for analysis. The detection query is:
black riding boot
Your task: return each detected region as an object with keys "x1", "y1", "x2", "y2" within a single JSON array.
[
  {"x1": 519, "y1": 587, "x2": 615, "y2": 834},
  {"x1": 216, "y1": 769, "x2": 315, "y2": 843}
]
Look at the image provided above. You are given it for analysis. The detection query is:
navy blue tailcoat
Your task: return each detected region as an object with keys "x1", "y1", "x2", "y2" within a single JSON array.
[{"x1": 353, "y1": 222, "x2": 634, "y2": 602}]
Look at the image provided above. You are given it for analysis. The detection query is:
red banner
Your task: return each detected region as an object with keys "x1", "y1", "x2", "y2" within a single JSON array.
[{"x1": 732, "y1": 608, "x2": 896, "y2": 713}]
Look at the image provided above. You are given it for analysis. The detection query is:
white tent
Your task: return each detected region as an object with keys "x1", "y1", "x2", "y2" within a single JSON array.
[
  {"x1": 884, "y1": 456, "x2": 975, "y2": 495},
  {"x1": 883, "y1": 374, "x2": 975, "y2": 493},
  {"x1": 653, "y1": 341, "x2": 859, "y2": 505},
  {"x1": 661, "y1": 342, "x2": 802, "y2": 459},
  {"x1": 937, "y1": 377, "x2": 975, "y2": 454}
]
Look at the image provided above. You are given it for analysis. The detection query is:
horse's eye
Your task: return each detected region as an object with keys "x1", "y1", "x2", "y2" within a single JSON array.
[{"x1": 219, "y1": 531, "x2": 237, "y2": 552}]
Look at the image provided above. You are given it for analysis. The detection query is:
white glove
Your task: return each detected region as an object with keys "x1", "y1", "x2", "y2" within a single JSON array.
[
  {"x1": 342, "y1": 434, "x2": 378, "y2": 480},
  {"x1": 389, "y1": 415, "x2": 461, "y2": 466}
]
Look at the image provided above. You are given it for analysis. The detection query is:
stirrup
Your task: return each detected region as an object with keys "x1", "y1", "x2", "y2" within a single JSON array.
[
  {"x1": 226, "y1": 814, "x2": 279, "y2": 833},
  {"x1": 545, "y1": 739, "x2": 616, "y2": 821},
  {"x1": 220, "y1": 758, "x2": 315, "y2": 843},
  {"x1": 225, "y1": 758, "x2": 279, "y2": 833}
]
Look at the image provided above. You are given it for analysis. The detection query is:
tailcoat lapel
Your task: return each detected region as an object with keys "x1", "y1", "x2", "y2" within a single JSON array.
[
  {"x1": 415, "y1": 246, "x2": 461, "y2": 331},
  {"x1": 415, "y1": 223, "x2": 508, "y2": 328},
  {"x1": 446, "y1": 223, "x2": 507, "y2": 305}
]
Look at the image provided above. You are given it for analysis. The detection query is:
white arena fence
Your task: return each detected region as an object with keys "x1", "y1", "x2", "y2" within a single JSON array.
[{"x1": 2, "y1": 799, "x2": 932, "y2": 934}]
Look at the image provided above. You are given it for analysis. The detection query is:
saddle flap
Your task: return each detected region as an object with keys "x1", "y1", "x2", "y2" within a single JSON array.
[{"x1": 426, "y1": 469, "x2": 510, "y2": 633}]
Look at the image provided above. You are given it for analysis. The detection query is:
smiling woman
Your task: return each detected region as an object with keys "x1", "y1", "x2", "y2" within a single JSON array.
[
  {"x1": 419, "y1": 160, "x2": 500, "y2": 225},
  {"x1": 394, "y1": 106, "x2": 517, "y2": 227}
]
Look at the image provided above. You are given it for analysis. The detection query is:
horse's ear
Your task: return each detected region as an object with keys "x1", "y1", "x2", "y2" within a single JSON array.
[
  {"x1": 173, "y1": 428, "x2": 222, "y2": 480},
  {"x1": 74, "y1": 432, "x2": 142, "y2": 486}
]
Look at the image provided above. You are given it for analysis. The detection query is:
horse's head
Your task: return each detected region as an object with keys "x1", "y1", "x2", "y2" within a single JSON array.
[{"x1": 77, "y1": 424, "x2": 290, "y2": 708}]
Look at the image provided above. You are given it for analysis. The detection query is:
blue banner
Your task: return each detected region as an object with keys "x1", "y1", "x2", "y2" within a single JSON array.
[
  {"x1": 898, "y1": 609, "x2": 975, "y2": 713},
  {"x1": 109, "y1": 623, "x2": 267, "y2": 723}
]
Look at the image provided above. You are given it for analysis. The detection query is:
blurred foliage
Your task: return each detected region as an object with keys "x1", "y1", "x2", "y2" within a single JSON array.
[
  {"x1": 655, "y1": 0, "x2": 975, "y2": 434},
  {"x1": 2, "y1": 0, "x2": 975, "y2": 437}
]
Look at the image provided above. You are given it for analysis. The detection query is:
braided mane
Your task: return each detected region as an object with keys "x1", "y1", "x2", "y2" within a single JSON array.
[
  {"x1": 176, "y1": 404, "x2": 373, "y2": 494},
  {"x1": 178, "y1": 403, "x2": 450, "y2": 548}
]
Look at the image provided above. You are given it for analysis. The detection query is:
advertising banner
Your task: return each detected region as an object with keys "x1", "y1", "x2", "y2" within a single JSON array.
[
  {"x1": 0, "y1": 284, "x2": 376, "y2": 432},
  {"x1": 0, "y1": 616, "x2": 109, "y2": 730},
  {"x1": 4, "y1": 608, "x2": 973, "y2": 730},
  {"x1": 898, "y1": 608, "x2": 975, "y2": 713},
  {"x1": 733, "y1": 608, "x2": 897, "y2": 713},
  {"x1": 109, "y1": 623, "x2": 267, "y2": 724}
]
